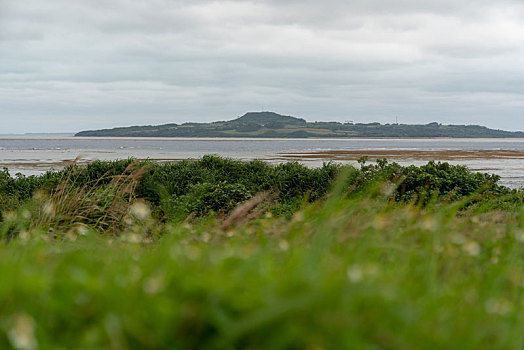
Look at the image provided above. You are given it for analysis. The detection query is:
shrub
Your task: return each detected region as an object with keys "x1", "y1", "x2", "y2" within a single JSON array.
[{"x1": 353, "y1": 159, "x2": 507, "y2": 204}]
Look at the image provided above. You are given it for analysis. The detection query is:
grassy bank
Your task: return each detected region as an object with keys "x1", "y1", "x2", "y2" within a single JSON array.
[{"x1": 0, "y1": 156, "x2": 523, "y2": 348}]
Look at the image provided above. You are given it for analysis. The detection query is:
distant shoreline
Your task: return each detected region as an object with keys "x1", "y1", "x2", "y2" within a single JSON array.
[
  {"x1": 3, "y1": 136, "x2": 524, "y2": 143},
  {"x1": 74, "y1": 136, "x2": 524, "y2": 140}
]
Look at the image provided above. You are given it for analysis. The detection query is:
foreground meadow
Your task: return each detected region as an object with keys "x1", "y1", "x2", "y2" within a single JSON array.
[{"x1": 0, "y1": 156, "x2": 523, "y2": 349}]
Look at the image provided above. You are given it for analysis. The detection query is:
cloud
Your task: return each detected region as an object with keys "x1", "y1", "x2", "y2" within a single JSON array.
[{"x1": 2, "y1": 0, "x2": 524, "y2": 132}]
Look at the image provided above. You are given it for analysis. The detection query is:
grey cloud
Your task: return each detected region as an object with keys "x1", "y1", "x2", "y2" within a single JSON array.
[{"x1": 2, "y1": 0, "x2": 524, "y2": 132}]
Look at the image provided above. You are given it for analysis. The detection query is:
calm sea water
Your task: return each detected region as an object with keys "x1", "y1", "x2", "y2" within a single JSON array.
[{"x1": 1, "y1": 136, "x2": 523, "y2": 188}]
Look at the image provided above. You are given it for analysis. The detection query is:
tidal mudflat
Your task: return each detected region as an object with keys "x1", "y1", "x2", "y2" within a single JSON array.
[{"x1": 1, "y1": 136, "x2": 524, "y2": 187}]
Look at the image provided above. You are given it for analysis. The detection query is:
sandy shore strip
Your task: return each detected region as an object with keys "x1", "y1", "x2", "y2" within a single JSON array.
[{"x1": 277, "y1": 149, "x2": 524, "y2": 161}]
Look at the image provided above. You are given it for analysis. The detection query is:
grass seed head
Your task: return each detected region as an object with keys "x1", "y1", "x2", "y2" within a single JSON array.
[
  {"x1": 8, "y1": 313, "x2": 37, "y2": 350},
  {"x1": 485, "y1": 298, "x2": 512, "y2": 316},
  {"x1": 347, "y1": 265, "x2": 363, "y2": 283},
  {"x1": 129, "y1": 201, "x2": 151, "y2": 221},
  {"x1": 463, "y1": 241, "x2": 481, "y2": 257}
]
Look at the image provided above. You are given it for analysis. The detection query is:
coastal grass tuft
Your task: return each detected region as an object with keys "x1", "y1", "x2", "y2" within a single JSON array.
[{"x1": 0, "y1": 156, "x2": 523, "y2": 348}]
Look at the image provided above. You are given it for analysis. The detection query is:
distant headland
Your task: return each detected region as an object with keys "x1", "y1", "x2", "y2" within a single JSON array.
[{"x1": 75, "y1": 112, "x2": 524, "y2": 138}]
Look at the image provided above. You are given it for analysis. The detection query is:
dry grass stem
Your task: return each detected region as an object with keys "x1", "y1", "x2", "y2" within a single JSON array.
[{"x1": 221, "y1": 191, "x2": 273, "y2": 230}]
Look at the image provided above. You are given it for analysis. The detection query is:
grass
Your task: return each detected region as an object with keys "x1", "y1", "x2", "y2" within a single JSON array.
[{"x1": 0, "y1": 158, "x2": 523, "y2": 348}]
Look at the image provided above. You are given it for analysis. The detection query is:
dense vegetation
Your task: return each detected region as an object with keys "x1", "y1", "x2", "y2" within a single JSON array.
[
  {"x1": 76, "y1": 111, "x2": 524, "y2": 138},
  {"x1": 2, "y1": 156, "x2": 524, "y2": 348},
  {"x1": 0, "y1": 155, "x2": 510, "y2": 230}
]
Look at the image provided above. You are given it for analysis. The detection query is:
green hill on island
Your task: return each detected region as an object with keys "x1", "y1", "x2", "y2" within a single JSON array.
[{"x1": 75, "y1": 111, "x2": 524, "y2": 138}]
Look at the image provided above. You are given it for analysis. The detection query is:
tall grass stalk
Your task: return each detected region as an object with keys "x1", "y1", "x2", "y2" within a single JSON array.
[{"x1": 29, "y1": 161, "x2": 149, "y2": 234}]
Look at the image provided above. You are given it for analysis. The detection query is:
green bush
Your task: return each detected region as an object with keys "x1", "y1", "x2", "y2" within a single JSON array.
[
  {"x1": 353, "y1": 159, "x2": 507, "y2": 204},
  {"x1": 139, "y1": 156, "x2": 339, "y2": 219},
  {"x1": 165, "y1": 182, "x2": 252, "y2": 219},
  {"x1": 0, "y1": 168, "x2": 62, "y2": 215}
]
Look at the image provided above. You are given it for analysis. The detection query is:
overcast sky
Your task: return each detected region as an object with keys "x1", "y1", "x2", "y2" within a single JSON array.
[{"x1": 2, "y1": 0, "x2": 524, "y2": 133}]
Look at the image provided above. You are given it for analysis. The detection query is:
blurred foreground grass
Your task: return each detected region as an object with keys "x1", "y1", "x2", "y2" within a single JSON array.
[{"x1": 2, "y1": 178, "x2": 524, "y2": 349}]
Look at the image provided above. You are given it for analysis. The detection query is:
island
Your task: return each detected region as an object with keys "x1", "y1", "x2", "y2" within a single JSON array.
[{"x1": 75, "y1": 111, "x2": 524, "y2": 138}]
